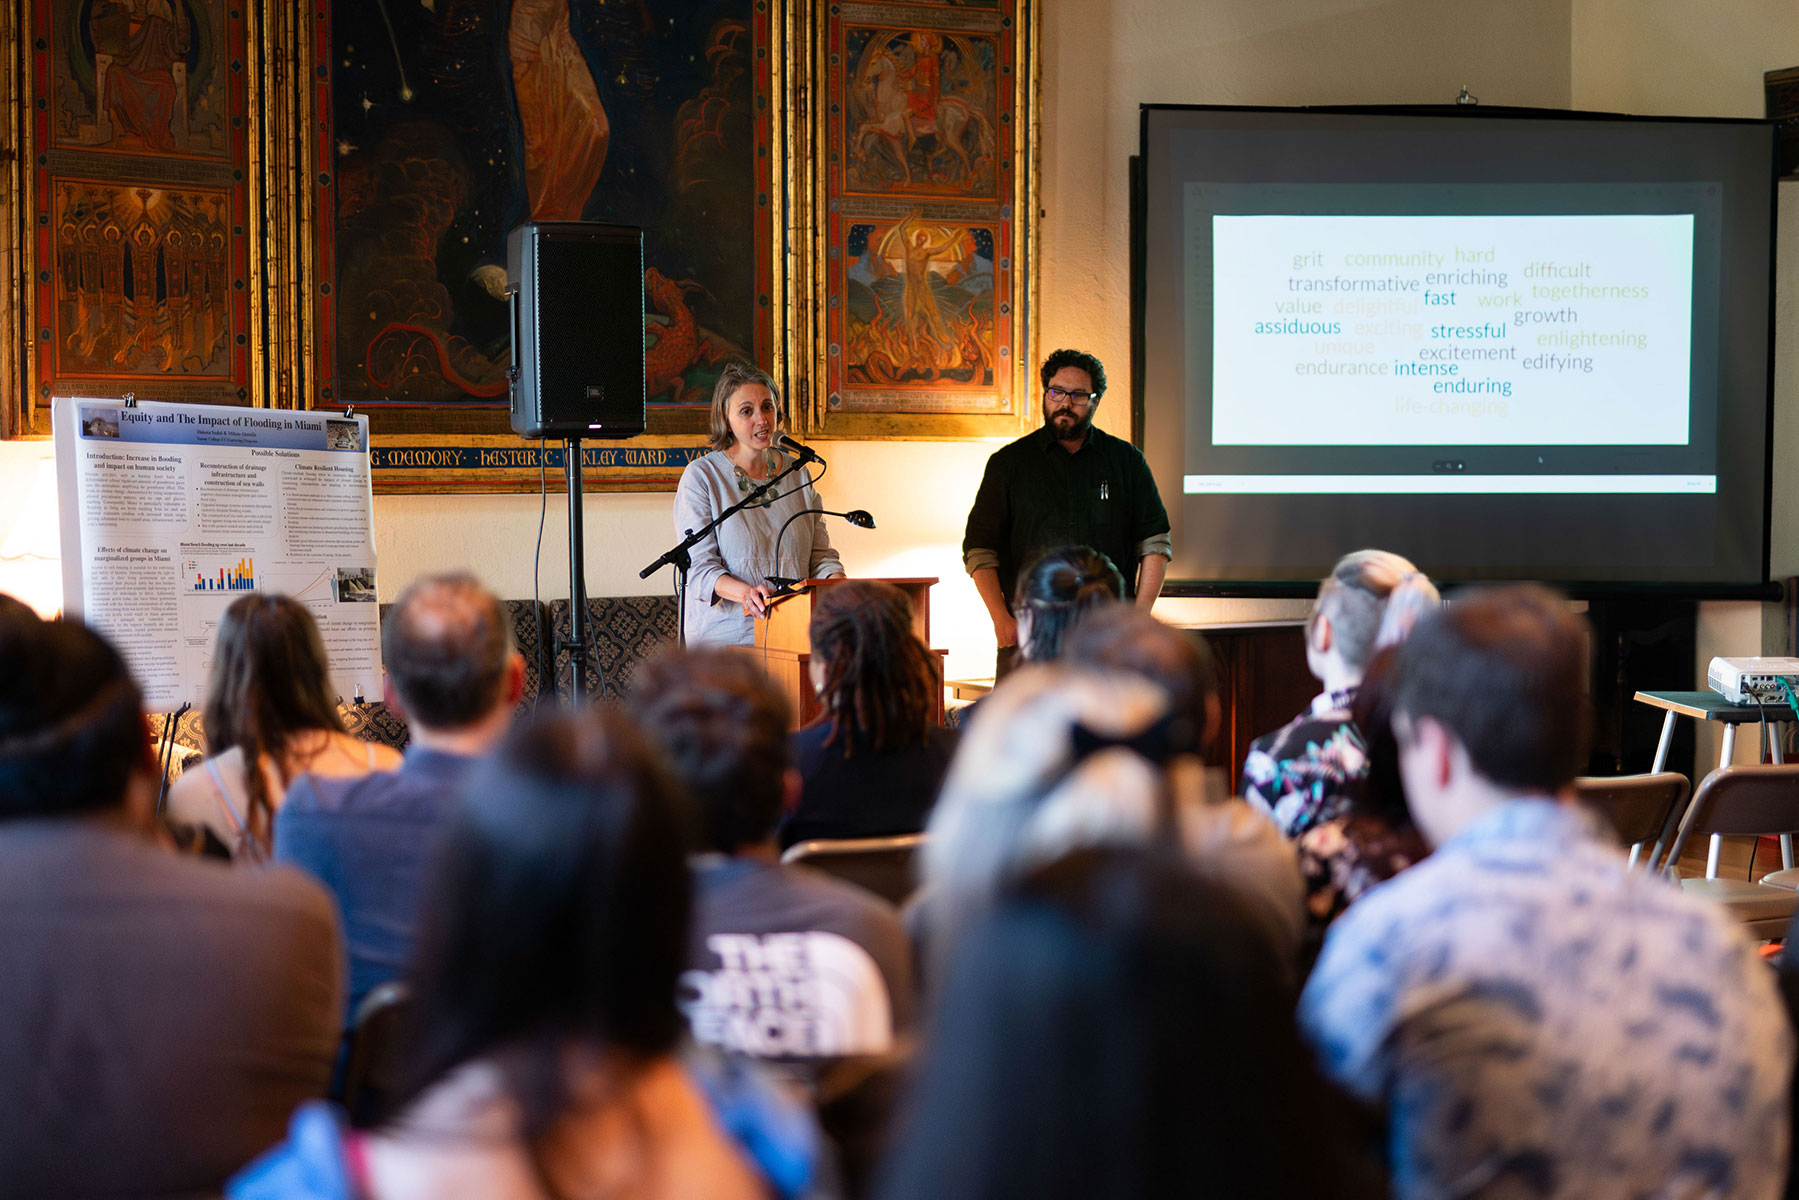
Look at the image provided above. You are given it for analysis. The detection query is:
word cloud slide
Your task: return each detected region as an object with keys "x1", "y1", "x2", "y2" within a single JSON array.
[
  {"x1": 1211, "y1": 213, "x2": 1694, "y2": 447},
  {"x1": 53, "y1": 397, "x2": 380, "y2": 712}
]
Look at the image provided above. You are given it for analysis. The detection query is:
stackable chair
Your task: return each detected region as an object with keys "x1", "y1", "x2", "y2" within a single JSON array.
[
  {"x1": 338, "y1": 982, "x2": 414, "y2": 1125},
  {"x1": 1660, "y1": 764, "x2": 1799, "y2": 939},
  {"x1": 781, "y1": 833, "x2": 927, "y2": 907},
  {"x1": 1572, "y1": 772, "x2": 1691, "y2": 871}
]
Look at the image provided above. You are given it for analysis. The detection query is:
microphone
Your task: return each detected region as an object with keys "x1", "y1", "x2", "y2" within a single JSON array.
[
  {"x1": 766, "y1": 508, "x2": 877, "y2": 588},
  {"x1": 778, "y1": 434, "x2": 825, "y2": 465}
]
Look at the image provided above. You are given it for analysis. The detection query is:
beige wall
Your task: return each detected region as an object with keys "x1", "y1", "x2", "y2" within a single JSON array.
[
  {"x1": 1040, "y1": 0, "x2": 1572, "y2": 406},
  {"x1": 1573, "y1": 0, "x2": 1799, "y2": 118}
]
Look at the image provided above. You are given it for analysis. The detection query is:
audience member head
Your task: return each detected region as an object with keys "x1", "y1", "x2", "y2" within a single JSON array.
[
  {"x1": 202, "y1": 593, "x2": 343, "y2": 851},
  {"x1": 1390, "y1": 584, "x2": 1590, "y2": 847},
  {"x1": 0, "y1": 612, "x2": 151, "y2": 821},
  {"x1": 808, "y1": 579, "x2": 938, "y2": 757},
  {"x1": 0, "y1": 592, "x2": 34, "y2": 625},
  {"x1": 393, "y1": 708, "x2": 691, "y2": 1144},
  {"x1": 707, "y1": 359, "x2": 783, "y2": 453},
  {"x1": 1062, "y1": 606, "x2": 1221, "y2": 760},
  {"x1": 923, "y1": 665, "x2": 1198, "y2": 972},
  {"x1": 1013, "y1": 546, "x2": 1125, "y2": 663},
  {"x1": 629, "y1": 648, "x2": 792, "y2": 855},
  {"x1": 878, "y1": 847, "x2": 1378, "y2": 1200},
  {"x1": 1306, "y1": 549, "x2": 1439, "y2": 691},
  {"x1": 382, "y1": 573, "x2": 522, "y2": 741}
]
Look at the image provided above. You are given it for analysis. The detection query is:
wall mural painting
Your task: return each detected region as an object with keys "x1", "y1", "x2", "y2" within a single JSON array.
[
  {"x1": 51, "y1": 180, "x2": 235, "y2": 377},
  {"x1": 818, "y1": 3, "x2": 1027, "y2": 438},
  {"x1": 27, "y1": 0, "x2": 252, "y2": 426},
  {"x1": 49, "y1": 0, "x2": 232, "y2": 159},
  {"x1": 843, "y1": 213, "x2": 997, "y2": 392},
  {"x1": 845, "y1": 28, "x2": 999, "y2": 198},
  {"x1": 331, "y1": 0, "x2": 771, "y2": 438}
]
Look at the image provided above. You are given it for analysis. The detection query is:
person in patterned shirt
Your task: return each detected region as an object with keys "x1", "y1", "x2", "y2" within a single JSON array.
[
  {"x1": 1301, "y1": 585, "x2": 1792, "y2": 1200},
  {"x1": 1241, "y1": 549, "x2": 1439, "y2": 928}
]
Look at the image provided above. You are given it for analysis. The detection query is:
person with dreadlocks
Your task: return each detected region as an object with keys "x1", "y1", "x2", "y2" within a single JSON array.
[
  {"x1": 778, "y1": 579, "x2": 955, "y2": 851},
  {"x1": 167, "y1": 593, "x2": 400, "y2": 860}
]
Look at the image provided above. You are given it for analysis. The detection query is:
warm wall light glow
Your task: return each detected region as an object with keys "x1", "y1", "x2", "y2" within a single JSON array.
[{"x1": 0, "y1": 458, "x2": 64, "y2": 617}]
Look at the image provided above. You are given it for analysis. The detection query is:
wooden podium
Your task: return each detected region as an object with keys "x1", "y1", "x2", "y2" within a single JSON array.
[{"x1": 748, "y1": 577, "x2": 942, "y2": 728}]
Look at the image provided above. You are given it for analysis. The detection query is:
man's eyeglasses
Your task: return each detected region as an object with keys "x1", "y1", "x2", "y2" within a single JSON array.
[{"x1": 1044, "y1": 386, "x2": 1099, "y2": 407}]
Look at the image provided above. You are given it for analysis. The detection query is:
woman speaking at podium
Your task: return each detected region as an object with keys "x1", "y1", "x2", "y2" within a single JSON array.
[{"x1": 673, "y1": 361, "x2": 843, "y2": 647}]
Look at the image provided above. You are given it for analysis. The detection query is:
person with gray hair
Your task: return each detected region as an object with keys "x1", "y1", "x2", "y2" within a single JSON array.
[
  {"x1": 673, "y1": 360, "x2": 844, "y2": 646},
  {"x1": 1241, "y1": 549, "x2": 1439, "y2": 931},
  {"x1": 919, "y1": 663, "x2": 1305, "y2": 986},
  {"x1": 275, "y1": 572, "x2": 525, "y2": 1020}
]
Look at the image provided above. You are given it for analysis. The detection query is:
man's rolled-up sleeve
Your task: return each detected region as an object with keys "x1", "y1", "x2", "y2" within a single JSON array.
[{"x1": 1128, "y1": 450, "x2": 1171, "y2": 546}]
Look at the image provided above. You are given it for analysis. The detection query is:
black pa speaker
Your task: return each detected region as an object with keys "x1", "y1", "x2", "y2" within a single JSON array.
[{"x1": 506, "y1": 222, "x2": 646, "y2": 439}]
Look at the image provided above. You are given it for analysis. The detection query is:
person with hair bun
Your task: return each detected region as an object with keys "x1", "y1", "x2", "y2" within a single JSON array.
[
  {"x1": 921, "y1": 663, "x2": 1306, "y2": 987},
  {"x1": 167, "y1": 592, "x2": 400, "y2": 860},
  {"x1": 1013, "y1": 545, "x2": 1124, "y2": 664},
  {"x1": 673, "y1": 360, "x2": 844, "y2": 647},
  {"x1": 778, "y1": 579, "x2": 956, "y2": 849},
  {"x1": 1241, "y1": 549, "x2": 1440, "y2": 927}
]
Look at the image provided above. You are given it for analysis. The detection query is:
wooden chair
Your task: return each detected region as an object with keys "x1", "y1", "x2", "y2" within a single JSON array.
[
  {"x1": 1661, "y1": 765, "x2": 1799, "y2": 939},
  {"x1": 1572, "y1": 772, "x2": 1690, "y2": 872},
  {"x1": 339, "y1": 982, "x2": 413, "y2": 1125},
  {"x1": 781, "y1": 834, "x2": 926, "y2": 907}
]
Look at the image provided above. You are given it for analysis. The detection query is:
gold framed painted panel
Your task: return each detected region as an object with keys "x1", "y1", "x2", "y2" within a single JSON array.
[
  {"x1": 2, "y1": 0, "x2": 26, "y2": 438},
  {"x1": 318, "y1": 0, "x2": 794, "y2": 493},
  {"x1": 18, "y1": 0, "x2": 260, "y2": 436},
  {"x1": 803, "y1": 0, "x2": 1038, "y2": 440}
]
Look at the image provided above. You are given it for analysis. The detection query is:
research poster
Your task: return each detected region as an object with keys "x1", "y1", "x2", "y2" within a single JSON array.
[{"x1": 52, "y1": 397, "x2": 381, "y2": 713}]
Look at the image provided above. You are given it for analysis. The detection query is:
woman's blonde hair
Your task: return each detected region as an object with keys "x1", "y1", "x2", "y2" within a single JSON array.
[
  {"x1": 923, "y1": 665, "x2": 1185, "y2": 970},
  {"x1": 706, "y1": 360, "x2": 783, "y2": 452},
  {"x1": 1309, "y1": 549, "x2": 1440, "y2": 672}
]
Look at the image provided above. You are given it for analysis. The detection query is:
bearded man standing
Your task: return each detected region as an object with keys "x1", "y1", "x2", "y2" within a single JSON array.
[{"x1": 962, "y1": 347, "x2": 1172, "y2": 678}]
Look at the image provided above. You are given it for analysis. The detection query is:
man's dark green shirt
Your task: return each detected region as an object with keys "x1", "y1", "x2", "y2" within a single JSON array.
[{"x1": 962, "y1": 424, "x2": 1171, "y2": 604}]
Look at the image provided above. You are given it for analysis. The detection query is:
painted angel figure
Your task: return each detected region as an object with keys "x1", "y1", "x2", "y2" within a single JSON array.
[{"x1": 877, "y1": 213, "x2": 974, "y2": 355}]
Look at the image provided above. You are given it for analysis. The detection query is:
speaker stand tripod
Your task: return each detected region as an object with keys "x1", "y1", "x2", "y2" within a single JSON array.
[{"x1": 563, "y1": 437, "x2": 593, "y2": 702}]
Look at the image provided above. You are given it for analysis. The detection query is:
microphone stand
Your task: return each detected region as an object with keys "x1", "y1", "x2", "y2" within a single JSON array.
[
  {"x1": 766, "y1": 508, "x2": 876, "y2": 591},
  {"x1": 639, "y1": 455, "x2": 818, "y2": 647}
]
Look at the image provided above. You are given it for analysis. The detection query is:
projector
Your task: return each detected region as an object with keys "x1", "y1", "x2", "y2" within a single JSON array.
[{"x1": 1706, "y1": 657, "x2": 1799, "y2": 704}]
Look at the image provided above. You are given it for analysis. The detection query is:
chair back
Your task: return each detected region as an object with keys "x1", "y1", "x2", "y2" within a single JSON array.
[
  {"x1": 1573, "y1": 772, "x2": 1689, "y2": 868},
  {"x1": 781, "y1": 834, "x2": 926, "y2": 906},
  {"x1": 339, "y1": 982, "x2": 414, "y2": 1125},
  {"x1": 1662, "y1": 764, "x2": 1799, "y2": 871}
]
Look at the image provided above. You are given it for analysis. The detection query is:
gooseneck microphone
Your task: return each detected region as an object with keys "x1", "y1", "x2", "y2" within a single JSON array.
[
  {"x1": 778, "y1": 434, "x2": 825, "y2": 465},
  {"x1": 766, "y1": 507, "x2": 878, "y2": 590}
]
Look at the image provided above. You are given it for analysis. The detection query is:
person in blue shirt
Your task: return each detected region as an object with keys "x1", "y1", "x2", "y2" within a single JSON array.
[
  {"x1": 275, "y1": 572, "x2": 523, "y2": 1020},
  {"x1": 1300, "y1": 585, "x2": 1791, "y2": 1199}
]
